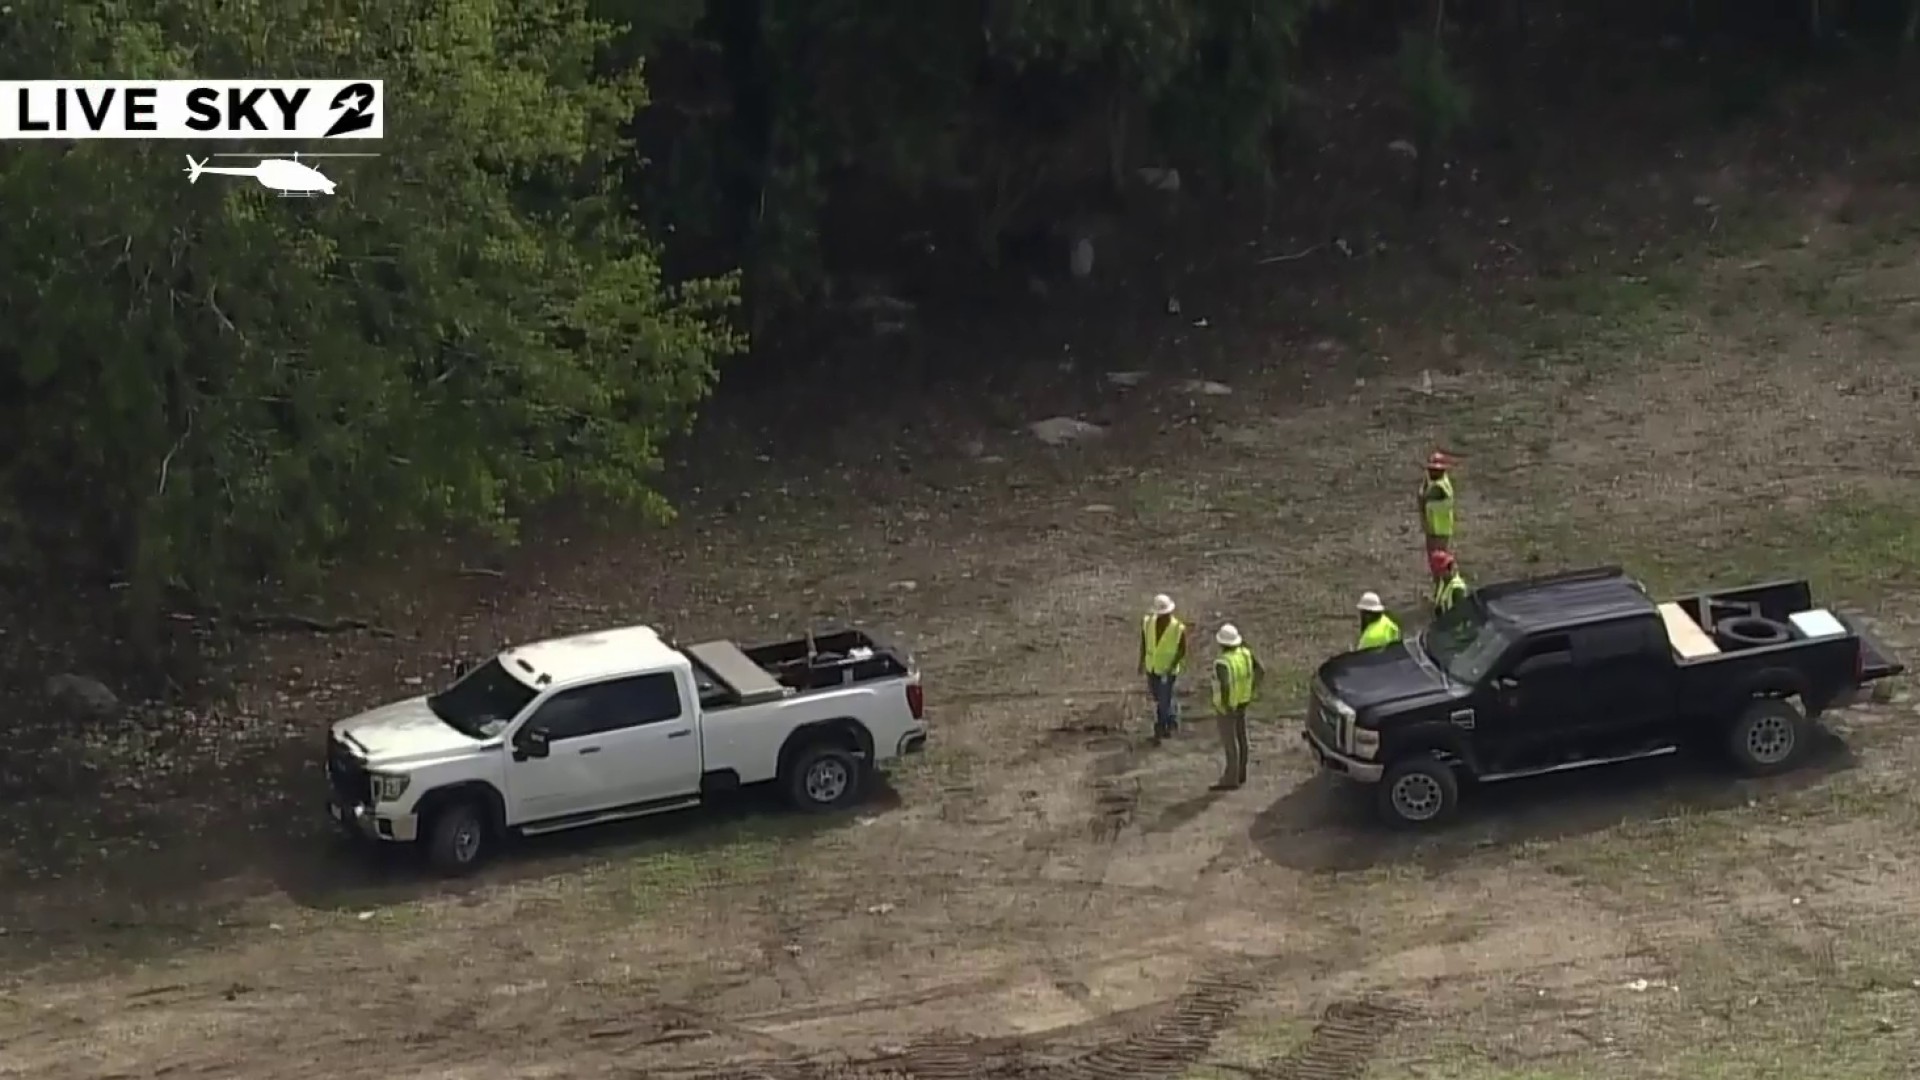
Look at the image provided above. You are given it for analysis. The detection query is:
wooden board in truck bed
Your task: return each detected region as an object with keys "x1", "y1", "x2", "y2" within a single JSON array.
[{"x1": 1658, "y1": 601, "x2": 1722, "y2": 659}]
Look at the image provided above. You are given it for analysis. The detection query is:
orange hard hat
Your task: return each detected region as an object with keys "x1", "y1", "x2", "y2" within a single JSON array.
[
  {"x1": 1428, "y1": 549, "x2": 1455, "y2": 575},
  {"x1": 1426, "y1": 451, "x2": 1451, "y2": 470}
]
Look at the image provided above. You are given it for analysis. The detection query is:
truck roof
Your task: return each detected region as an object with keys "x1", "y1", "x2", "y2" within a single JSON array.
[
  {"x1": 1478, "y1": 566, "x2": 1656, "y2": 633},
  {"x1": 500, "y1": 624, "x2": 685, "y2": 689}
]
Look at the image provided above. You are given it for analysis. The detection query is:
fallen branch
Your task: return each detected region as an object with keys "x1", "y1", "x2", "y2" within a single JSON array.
[
  {"x1": 457, "y1": 566, "x2": 505, "y2": 579},
  {"x1": 1257, "y1": 243, "x2": 1323, "y2": 265},
  {"x1": 235, "y1": 612, "x2": 397, "y2": 638}
]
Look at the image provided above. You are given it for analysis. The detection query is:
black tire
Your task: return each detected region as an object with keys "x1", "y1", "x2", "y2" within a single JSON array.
[
  {"x1": 1727, "y1": 697, "x2": 1809, "y2": 776},
  {"x1": 423, "y1": 800, "x2": 490, "y2": 876},
  {"x1": 1377, "y1": 756, "x2": 1460, "y2": 828},
  {"x1": 1703, "y1": 597, "x2": 1759, "y2": 630},
  {"x1": 1714, "y1": 615, "x2": 1791, "y2": 650},
  {"x1": 785, "y1": 743, "x2": 866, "y2": 812}
]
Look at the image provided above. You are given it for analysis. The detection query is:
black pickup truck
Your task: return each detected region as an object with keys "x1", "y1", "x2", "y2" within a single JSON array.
[{"x1": 1302, "y1": 567, "x2": 1905, "y2": 827}]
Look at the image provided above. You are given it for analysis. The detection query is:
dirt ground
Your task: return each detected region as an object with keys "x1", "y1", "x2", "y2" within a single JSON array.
[{"x1": 6, "y1": 85, "x2": 1920, "y2": 1080}]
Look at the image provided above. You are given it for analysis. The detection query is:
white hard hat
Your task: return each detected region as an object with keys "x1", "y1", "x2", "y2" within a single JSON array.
[
  {"x1": 1150, "y1": 593, "x2": 1175, "y2": 615},
  {"x1": 1357, "y1": 591, "x2": 1385, "y2": 613},
  {"x1": 1215, "y1": 623, "x2": 1243, "y2": 647}
]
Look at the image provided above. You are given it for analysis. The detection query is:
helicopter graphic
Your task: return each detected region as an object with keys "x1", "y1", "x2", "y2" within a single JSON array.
[{"x1": 182, "y1": 151, "x2": 379, "y2": 197}]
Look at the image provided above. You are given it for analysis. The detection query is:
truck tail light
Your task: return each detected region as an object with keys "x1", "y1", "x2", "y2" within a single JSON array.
[{"x1": 906, "y1": 682, "x2": 924, "y2": 721}]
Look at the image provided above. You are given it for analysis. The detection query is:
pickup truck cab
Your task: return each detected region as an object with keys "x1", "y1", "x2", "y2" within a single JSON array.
[
  {"x1": 325, "y1": 624, "x2": 926, "y2": 873},
  {"x1": 1303, "y1": 567, "x2": 1904, "y2": 827}
]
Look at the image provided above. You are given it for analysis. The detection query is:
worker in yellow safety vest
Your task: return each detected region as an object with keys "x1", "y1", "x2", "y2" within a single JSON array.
[
  {"x1": 1209, "y1": 624, "x2": 1264, "y2": 791},
  {"x1": 1355, "y1": 591, "x2": 1402, "y2": 650},
  {"x1": 1429, "y1": 549, "x2": 1470, "y2": 618},
  {"x1": 1138, "y1": 593, "x2": 1189, "y2": 742},
  {"x1": 1418, "y1": 451, "x2": 1456, "y2": 556}
]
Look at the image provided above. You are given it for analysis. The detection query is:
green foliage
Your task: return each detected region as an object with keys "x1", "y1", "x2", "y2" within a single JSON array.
[
  {"x1": 642, "y1": 0, "x2": 1324, "y2": 311},
  {"x1": 0, "y1": 0, "x2": 741, "y2": 647}
]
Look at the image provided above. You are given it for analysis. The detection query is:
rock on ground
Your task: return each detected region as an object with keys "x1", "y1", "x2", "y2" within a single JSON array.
[
  {"x1": 1028, "y1": 417, "x2": 1107, "y2": 446},
  {"x1": 44, "y1": 673, "x2": 121, "y2": 719}
]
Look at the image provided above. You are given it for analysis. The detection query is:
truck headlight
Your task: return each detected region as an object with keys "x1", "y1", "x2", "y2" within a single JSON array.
[
  {"x1": 1351, "y1": 728, "x2": 1380, "y2": 760},
  {"x1": 371, "y1": 773, "x2": 411, "y2": 803}
]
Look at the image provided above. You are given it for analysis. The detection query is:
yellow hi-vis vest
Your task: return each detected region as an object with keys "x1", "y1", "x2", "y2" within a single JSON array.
[
  {"x1": 1213, "y1": 646, "x2": 1255, "y2": 711},
  {"x1": 1433, "y1": 572, "x2": 1468, "y2": 614},
  {"x1": 1142, "y1": 614, "x2": 1186, "y2": 676},
  {"x1": 1422, "y1": 474, "x2": 1455, "y2": 537},
  {"x1": 1357, "y1": 613, "x2": 1402, "y2": 650}
]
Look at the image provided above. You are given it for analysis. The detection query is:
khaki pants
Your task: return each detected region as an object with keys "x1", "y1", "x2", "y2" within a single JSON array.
[{"x1": 1215, "y1": 708, "x2": 1249, "y2": 786}]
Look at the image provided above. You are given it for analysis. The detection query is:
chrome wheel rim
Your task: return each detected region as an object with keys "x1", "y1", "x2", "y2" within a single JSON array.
[
  {"x1": 1746, "y1": 714, "x2": 1795, "y2": 764},
  {"x1": 805, "y1": 758, "x2": 850, "y2": 803},
  {"x1": 1391, "y1": 773, "x2": 1445, "y2": 821}
]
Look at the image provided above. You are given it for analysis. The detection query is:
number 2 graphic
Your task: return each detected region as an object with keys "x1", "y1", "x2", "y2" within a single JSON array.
[{"x1": 323, "y1": 83, "x2": 377, "y2": 138}]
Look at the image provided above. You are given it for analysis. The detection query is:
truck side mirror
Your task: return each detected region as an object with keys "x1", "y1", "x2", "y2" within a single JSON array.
[{"x1": 514, "y1": 725, "x2": 551, "y2": 761}]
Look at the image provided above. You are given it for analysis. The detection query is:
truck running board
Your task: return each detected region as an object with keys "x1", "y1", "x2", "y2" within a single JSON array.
[
  {"x1": 518, "y1": 796, "x2": 703, "y2": 836},
  {"x1": 1479, "y1": 744, "x2": 1679, "y2": 784}
]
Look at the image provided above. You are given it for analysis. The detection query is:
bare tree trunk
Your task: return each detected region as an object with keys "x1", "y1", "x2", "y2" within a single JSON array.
[{"x1": 1104, "y1": 87, "x2": 1129, "y2": 197}]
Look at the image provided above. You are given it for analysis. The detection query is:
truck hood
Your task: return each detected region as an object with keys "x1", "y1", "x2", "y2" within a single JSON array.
[
  {"x1": 1318, "y1": 642, "x2": 1461, "y2": 715},
  {"x1": 333, "y1": 696, "x2": 486, "y2": 766}
]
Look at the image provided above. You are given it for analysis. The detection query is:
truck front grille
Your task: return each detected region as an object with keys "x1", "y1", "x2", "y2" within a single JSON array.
[
  {"x1": 327, "y1": 735, "x2": 371, "y2": 806},
  {"x1": 1308, "y1": 681, "x2": 1342, "y2": 749}
]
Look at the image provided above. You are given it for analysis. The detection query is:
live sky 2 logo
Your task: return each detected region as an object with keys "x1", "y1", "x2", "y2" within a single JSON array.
[{"x1": 0, "y1": 80, "x2": 384, "y2": 140}]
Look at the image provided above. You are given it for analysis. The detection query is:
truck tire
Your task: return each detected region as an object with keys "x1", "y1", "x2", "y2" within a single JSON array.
[
  {"x1": 1703, "y1": 597, "x2": 1759, "y2": 631},
  {"x1": 423, "y1": 800, "x2": 491, "y2": 876},
  {"x1": 1714, "y1": 615, "x2": 1791, "y2": 650},
  {"x1": 1727, "y1": 697, "x2": 1808, "y2": 776},
  {"x1": 1378, "y1": 756, "x2": 1460, "y2": 828},
  {"x1": 785, "y1": 743, "x2": 865, "y2": 812}
]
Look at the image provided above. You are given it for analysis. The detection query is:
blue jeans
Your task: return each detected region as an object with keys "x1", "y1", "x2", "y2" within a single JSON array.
[{"x1": 1147, "y1": 673, "x2": 1179, "y2": 734}]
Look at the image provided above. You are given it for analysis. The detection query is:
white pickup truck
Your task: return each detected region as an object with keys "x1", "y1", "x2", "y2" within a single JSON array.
[{"x1": 324, "y1": 624, "x2": 927, "y2": 874}]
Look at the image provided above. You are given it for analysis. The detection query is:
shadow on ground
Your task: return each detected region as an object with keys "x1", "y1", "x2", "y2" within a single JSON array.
[
  {"x1": 1248, "y1": 727, "x2": 1859, "y2": 873},
  {"x1": 0, "y1": 727, "x2": 900, "y2": 956},
  {"x1": 268, "y1": 781, "x2": 902, "y2": 914}
]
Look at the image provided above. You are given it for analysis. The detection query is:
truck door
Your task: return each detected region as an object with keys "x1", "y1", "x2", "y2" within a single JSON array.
[
  {"x1": 1569, "y1": 616, "x2": 1677, "y2": 738},
  {"x1": 1480, "y1": 633, "x2": 1584, "y2": 758},
  {"x1": 507, "y1": 684, "x2": 627, "y2": 821},
  {"x1": 588, "y1": 670, "x2": 703, "y2": 805},
  {"x1": 507, "y1": 673, "x2": 702, "y2": 820}
]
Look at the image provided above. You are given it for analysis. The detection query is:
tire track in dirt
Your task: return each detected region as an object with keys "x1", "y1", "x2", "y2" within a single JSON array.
[
  {"x1": 1264, "y1": 999, "x2": 1417, "y2": 1080},
  {"x1": 676, "y1": 960, "x2": 1280, "y2": 1080},
  {"x1": 1044, "y1": 967, "x2": 1271, "y2": 1080}
]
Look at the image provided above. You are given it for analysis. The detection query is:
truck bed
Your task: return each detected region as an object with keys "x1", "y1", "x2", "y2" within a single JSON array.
[
  {"x1": 1661, "y1": 577, "x2": 1903, "y2": 714},
  {"x1": 689, "y1": 629, "x2": 912, "y2": 709},
  {"x1": 1661, "y1": 579, "x2": 1848, "y2": 665}
]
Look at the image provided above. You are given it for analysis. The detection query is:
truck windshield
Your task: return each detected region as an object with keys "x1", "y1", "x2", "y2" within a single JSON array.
[
  {"x1": 426, "y1": 658, "x2": 537, "y2": 739},
  {"x1": 1420, "y1": 598, "x2": 1517, "y2": 684}
]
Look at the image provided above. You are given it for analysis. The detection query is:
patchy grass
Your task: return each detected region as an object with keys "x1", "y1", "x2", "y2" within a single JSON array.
[
  {"x1": 1387, "y1": 990, "x2": 1919, "y2": 1080},
  {"x1": 1181, "y1": 1016, "x2": 1314, "y2": 1078},
  {"x1": 583, "y1": 816, "x2": 813, "y2": 916},
  {"x1": 1513, "y1": 492, "x2": 1920, "y2": 603}
]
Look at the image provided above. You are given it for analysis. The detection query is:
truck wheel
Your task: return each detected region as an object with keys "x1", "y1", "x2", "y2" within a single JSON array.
[
  {"x1": 1378, "y1": 757, "x2": 1459, "y2": 828},
  {"x1": 1728, "y1": 697, "x2": 1808, "y2": 776},
  {"x1": 786, "y1": 744, "x2": 865, "y2": 812},
  {"x1": 423, "y1": 801, "x2": 490, "y2": 876}
]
